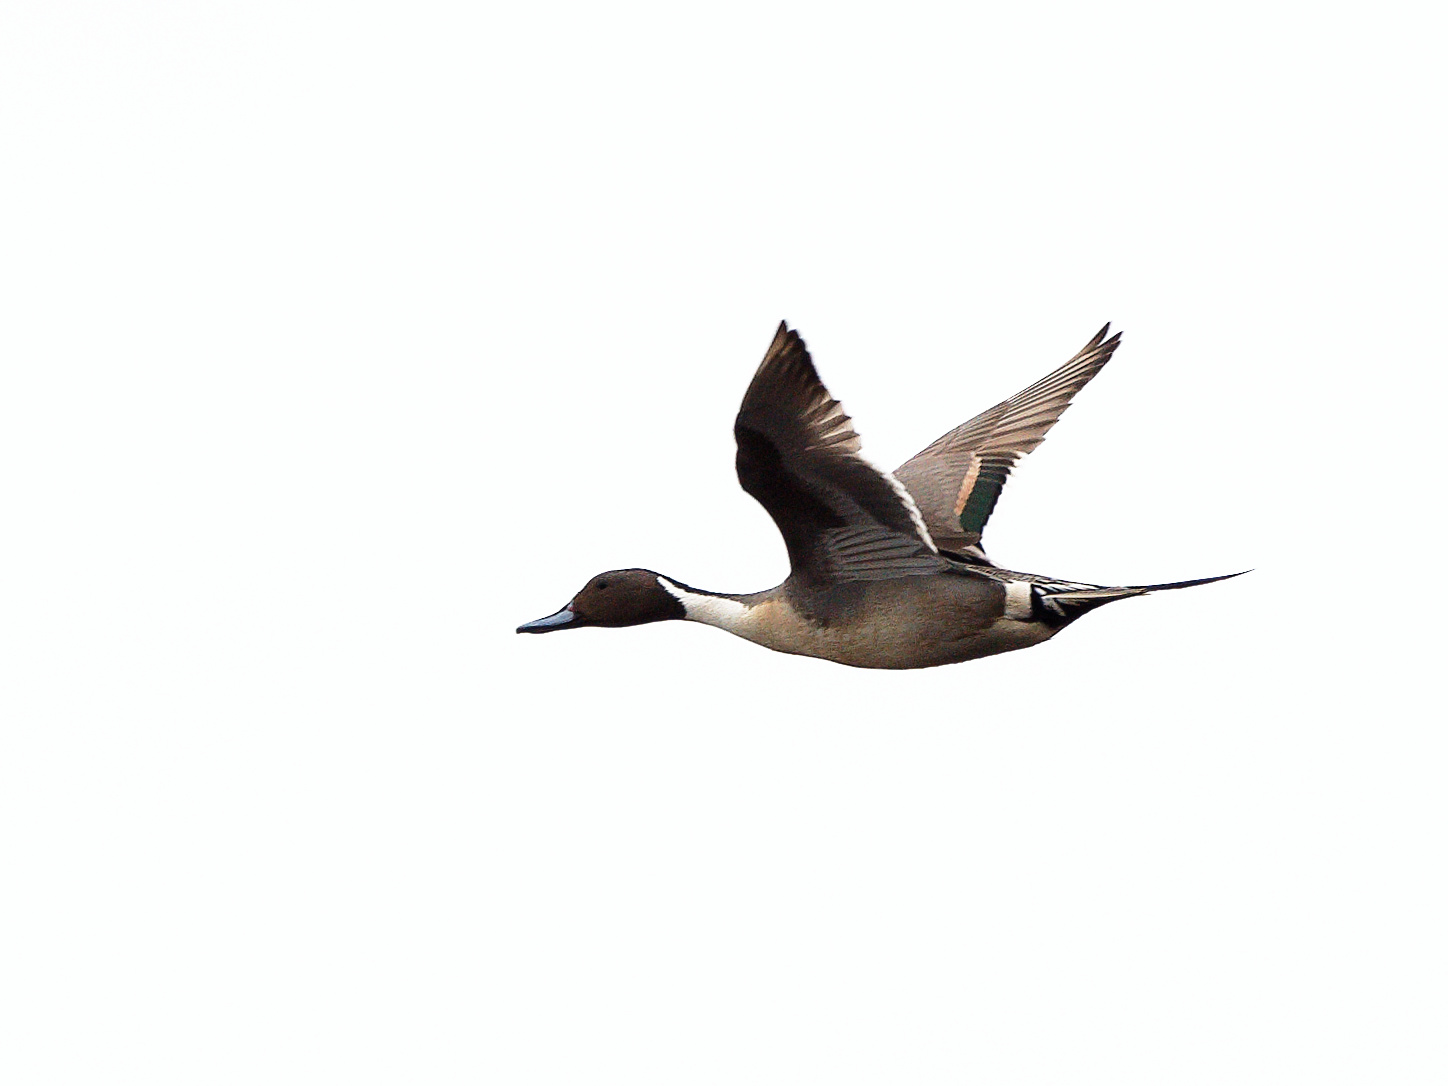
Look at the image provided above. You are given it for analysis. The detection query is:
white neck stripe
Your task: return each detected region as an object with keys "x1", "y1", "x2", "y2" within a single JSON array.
[{"x1": 658, "y1": 578, "x2": 750, "y2": 631}]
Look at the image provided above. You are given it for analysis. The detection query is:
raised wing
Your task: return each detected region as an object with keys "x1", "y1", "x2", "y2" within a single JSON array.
[
  {"x1": 894, "y1": 324, "x2": 1122, "y2": 556},
  {"x1": 735, "y1": 323, "x2": 947, "y2": 585}
]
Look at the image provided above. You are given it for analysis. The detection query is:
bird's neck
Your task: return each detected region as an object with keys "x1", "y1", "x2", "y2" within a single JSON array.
[{"x1": 656, "y1": 577, "x2": 757, "y2": 632}]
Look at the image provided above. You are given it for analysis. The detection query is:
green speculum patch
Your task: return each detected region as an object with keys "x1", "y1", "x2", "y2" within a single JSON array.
[{"x1": 957, "y1": 468, "x2": 1008, "y2": 538}]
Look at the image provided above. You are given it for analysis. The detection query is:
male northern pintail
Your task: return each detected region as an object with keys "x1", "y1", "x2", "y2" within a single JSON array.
[{"x1": 518, "y1": 323, "x2": 1243, "y2": 669}]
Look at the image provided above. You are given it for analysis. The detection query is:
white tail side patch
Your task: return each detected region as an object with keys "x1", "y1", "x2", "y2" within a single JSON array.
[
  {"x1": 1003, "y1": 580, "x2": 1034, "y2": 620},
  {"x1": 658, "y1": 578, "x2": 750, "y2": 633}
]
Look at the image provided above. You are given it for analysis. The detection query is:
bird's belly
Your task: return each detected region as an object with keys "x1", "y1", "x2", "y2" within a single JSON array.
[
  {"x1": 956, "y1": 618, "x2": 1057, "y2": 661},
  {"x1": 736, "y1": 599, "x2": 1055, "y2": 670}
]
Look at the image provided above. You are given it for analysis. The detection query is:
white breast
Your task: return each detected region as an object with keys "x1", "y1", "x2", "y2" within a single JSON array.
[{"x1": 658, "y1": 578, "x2": 829, "y2": 657}]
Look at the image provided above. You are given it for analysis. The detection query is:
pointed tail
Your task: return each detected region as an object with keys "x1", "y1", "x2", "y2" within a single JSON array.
[
  {"x1": 1035, "y1": 570, "x2": 1249, "y2": 622},
  {"x1": 1050, "y1": 570, "x2": 1251, "y2": 602},
  {"x1": 1124, "y1": 570, "x2": 1251, "y2": 593}
]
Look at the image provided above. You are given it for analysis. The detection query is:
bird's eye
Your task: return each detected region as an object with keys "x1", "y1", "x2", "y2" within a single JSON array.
[{"x1": 597, "y1": 580, "x2": 609, "y2": 590}]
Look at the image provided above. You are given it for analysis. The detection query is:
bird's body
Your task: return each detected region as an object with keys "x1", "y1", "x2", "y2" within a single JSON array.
[
  {"x1": 659, "y1": 572, "x2": 1050, "y2": 670},
  {"x1": 518, "y1": 322, "x2": 1241, "y2": 669}
]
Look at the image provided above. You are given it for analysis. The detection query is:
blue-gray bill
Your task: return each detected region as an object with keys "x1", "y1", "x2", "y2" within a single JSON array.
[{"x1": 516, "y1": 605, "x2": 576, "y2": 633}]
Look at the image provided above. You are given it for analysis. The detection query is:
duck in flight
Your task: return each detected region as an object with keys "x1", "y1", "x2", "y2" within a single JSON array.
[{"x1": 518, "y1": 323, "x2": 1242, "y2": 669}]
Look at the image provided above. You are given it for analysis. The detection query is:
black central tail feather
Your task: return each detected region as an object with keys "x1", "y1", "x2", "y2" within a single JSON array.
[
  {"x1": 1029, "y1": 570, "x2": 1248, "y2": 627},
  {"x1": 1121, "y1": 571, "x2": 1251, "y2": 593}
]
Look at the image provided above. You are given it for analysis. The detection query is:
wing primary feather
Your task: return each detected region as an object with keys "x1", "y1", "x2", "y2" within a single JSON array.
[
  {"x1": 733, "y1": 323, "x2": 944, "y2": 585},
  {"x1": 893, "y1": 325, "x2": 1123, "y2": 551}
]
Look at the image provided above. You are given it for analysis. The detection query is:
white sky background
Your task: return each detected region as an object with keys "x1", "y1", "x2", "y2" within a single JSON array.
[{"x1": 1, "y1": 2, "x2": 1443, "y2": 1083}]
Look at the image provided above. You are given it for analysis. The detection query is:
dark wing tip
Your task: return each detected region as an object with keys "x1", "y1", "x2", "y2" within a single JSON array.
[
  {"x1": 1081, "y1": 323, "x2": 1122, "y2": 356},
  {"x1": 1091, "y1": 322, "x2": 1122, "y2": 352},
  {"x1": 781, "y1": 321, "x2": 807, "y2": 350},
  {"x1": 747, "y1": 320, "x2": 820, "y2": 400},
  {"x1": 758, "y1": 321, "x2": 809, "y2": 368}
]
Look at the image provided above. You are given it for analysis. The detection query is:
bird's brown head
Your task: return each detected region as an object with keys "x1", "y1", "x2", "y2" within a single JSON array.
[{"x1": 516, "y1": 569, "x2": 687, "y2": 633}]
